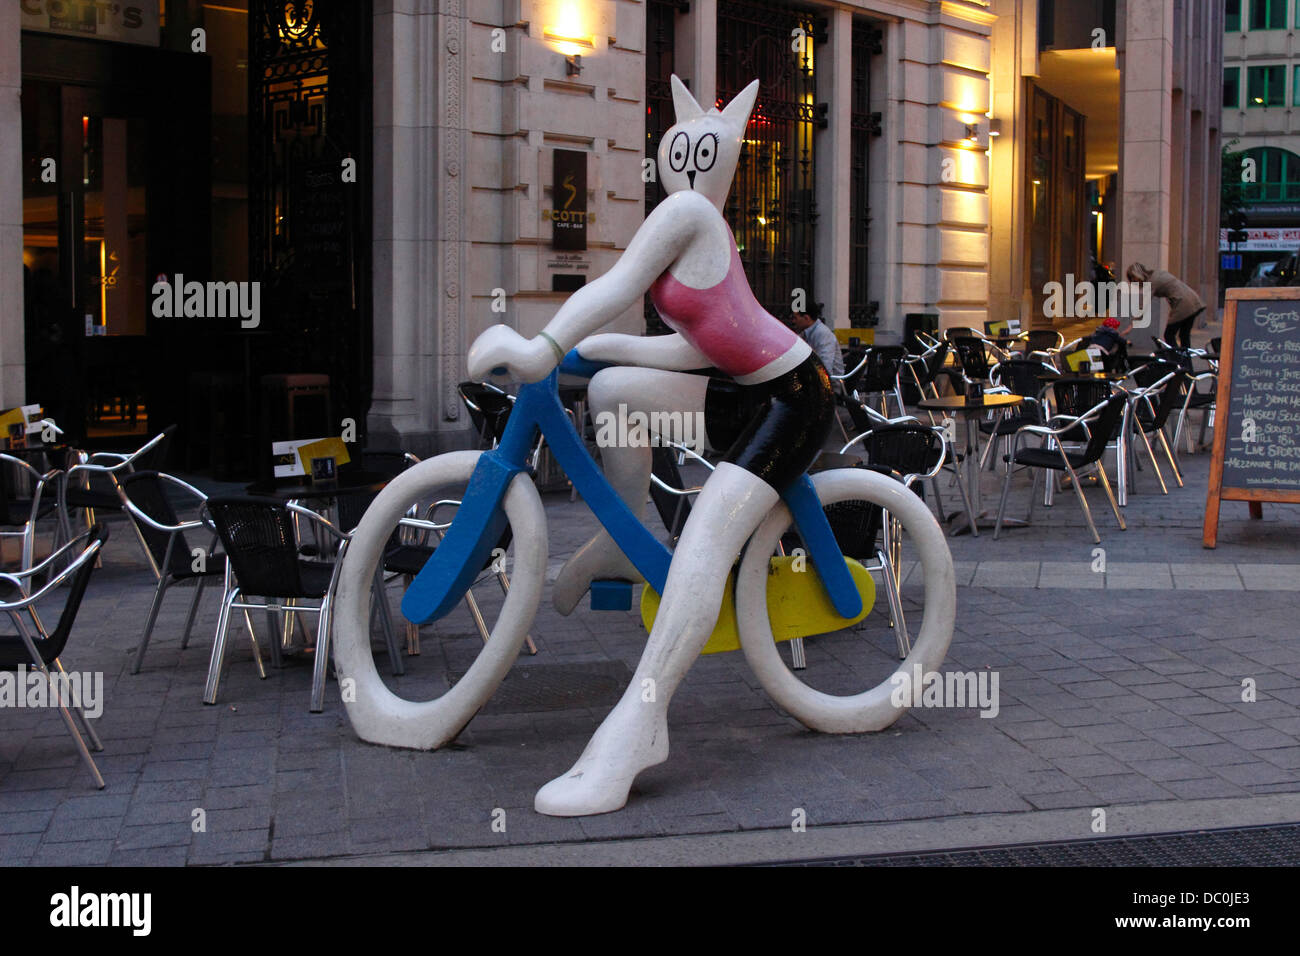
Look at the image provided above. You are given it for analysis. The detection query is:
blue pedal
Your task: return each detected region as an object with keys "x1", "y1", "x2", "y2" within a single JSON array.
[{"x1": 590, "y1": 579, "x2": 634, "y2": 611}]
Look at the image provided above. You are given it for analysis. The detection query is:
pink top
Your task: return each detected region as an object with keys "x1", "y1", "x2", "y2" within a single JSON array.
[{"x1": 649, "y1": 237, "x2": 801, "y2": 379}]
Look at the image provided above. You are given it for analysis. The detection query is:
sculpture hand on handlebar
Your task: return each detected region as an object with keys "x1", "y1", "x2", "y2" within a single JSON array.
[{"x1": 466, "y1": 325, "x2": 558, "y2": 383}]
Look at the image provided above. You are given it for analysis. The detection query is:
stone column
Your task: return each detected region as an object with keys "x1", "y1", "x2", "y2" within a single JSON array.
[
  {"x1": 678, "y1": 0, "x2": 716, "y2": 109},
  {"x1": 370, "y1": 0, "x2": 472, "y2": 455},
  {"x1": 814, "y1": 7, "x2": 853, "y2": 332},
  {"x1": 930, "y1": 3, "x2": 994, "y2": 334},
  {"x1": 0, "y1": 2, "x2": 24, "y2": 406},
  {"x1": 1117, "y1": 0, "x2": 1175, "y2": 350}
]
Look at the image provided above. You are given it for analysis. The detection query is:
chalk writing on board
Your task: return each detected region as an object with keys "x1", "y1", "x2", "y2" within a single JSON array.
[{"x1": 1222, "y1": 301, "x2": 1300, "y2": 489}]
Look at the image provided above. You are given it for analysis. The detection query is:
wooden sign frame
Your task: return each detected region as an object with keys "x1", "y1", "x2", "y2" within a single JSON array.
[{"x1": 1204, "y1": 286, "x2": 1300, "y2": 547}]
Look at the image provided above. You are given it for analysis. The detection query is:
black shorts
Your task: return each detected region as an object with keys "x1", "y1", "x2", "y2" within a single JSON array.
[{"x1": 703, "y1": 353, "x2": 836, "y2": 492}]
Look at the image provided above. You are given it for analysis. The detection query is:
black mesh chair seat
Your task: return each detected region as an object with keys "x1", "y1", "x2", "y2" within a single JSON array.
[
  {"x1": 62, "y1": 486, "x2": 125, "y2": 510},
  {"x1": 0, "y1": 495, "x2": 59, "y2": 528},
  {"x1": 1009, "y1": 446, "x2": 1095, "y2": 471},
  {"x1": 293, "y1": 559, "x2": 336, "y2": 599},
  {"x1": 995, "y1": 393, "x2": 1130, "y2": 544},
  {"x1": 173, "y1": 552, "x2": 227, "y2": 580},
  {"x1": 0, "y1": 527, "x2": 107, "y2": 668},
  {"x1": 458, "y1": 382, "x2": 514, "y2": 446},
  {"x1": 383, "y1": 544, "x2": 434, "y2": 578}
]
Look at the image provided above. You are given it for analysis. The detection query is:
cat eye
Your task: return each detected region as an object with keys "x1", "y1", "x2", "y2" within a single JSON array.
[
  {"x1": 668, "y1": 131, "x2": 690, "y2": 172},
  {"x1": 694, "y1": 133, "x2": 718, "y2": 172}
]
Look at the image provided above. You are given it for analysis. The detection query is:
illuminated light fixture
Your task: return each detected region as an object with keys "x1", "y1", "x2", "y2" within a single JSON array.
[
  {"x1": 1254, "y1": 97, "x2": 1264, "y2": 104},
  {"x1": 988, "y1": 118, "x2": 1003, "y2": 137}
]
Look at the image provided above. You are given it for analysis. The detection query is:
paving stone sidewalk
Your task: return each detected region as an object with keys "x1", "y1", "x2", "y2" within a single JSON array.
[{"x1": 1, "y1": 394, "x2": 1297, "y2": 865}]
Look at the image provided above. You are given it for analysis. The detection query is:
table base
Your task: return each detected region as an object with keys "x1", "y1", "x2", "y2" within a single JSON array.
[{"x1": 947, "y1": 511, "x2": 1028, "y2": 537}]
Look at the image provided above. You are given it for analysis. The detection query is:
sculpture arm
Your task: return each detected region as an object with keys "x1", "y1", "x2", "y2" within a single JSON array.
[
  {"x1": 467, "y1": 192, "x2": 707, "y2": 382},
  {"x1": 576, "y1": 331, "x2": 711, "y2": 371}
]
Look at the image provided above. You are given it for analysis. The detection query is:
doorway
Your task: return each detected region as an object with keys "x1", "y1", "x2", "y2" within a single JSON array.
[{"x1": 21, "y1": 34, "x2": 210, "y2": 447}]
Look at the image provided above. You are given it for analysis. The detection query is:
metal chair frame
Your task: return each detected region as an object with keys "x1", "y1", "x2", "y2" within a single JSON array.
[
  {"x1": 0, "y1": 453, "x2": 63, "y2": 579},
  {"x1": 994, "y1": 394, "x2": 1129, "y2": 544},
  {"x1": 0, "y1": 527, "x2": 107, "y2": 788}
]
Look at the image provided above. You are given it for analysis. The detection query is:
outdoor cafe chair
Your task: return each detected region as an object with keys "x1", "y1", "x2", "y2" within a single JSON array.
[
  {"x1": 1018, "y1": 329, "x2": 1065, "y2": 364},
  {"x1": 649, "y1": 440, "x2": 716, "y2": 543},
  {"x1": 59, "y1": 425, "x2": 177, "y2": 560},
  {"x1": 840, "y1": 423, "x2": 963, "y2": 613},
  {"x1": 118, "y1": 471, "x2": 225, "y2": 675},
  {"x1": 0, "y1": 525, "x2": 109, "y2": 788},
  {"x1": 786, "y1": 455, "x2": 914, "y2": 659},
  {"x1": 1155, "y1": 343, "x2": 1218, "y2": 454},
  {"x1": 994, "y1": 392, "x2": 1130, "y2": 544},
  {"x1": 903, "y1": 340, "x2": 949, "y2": 408},
  {"x1": 1126, "y1": 359, "x2": 1186, "y2": 493},
  {"x1": 202, "y1": 496, "x2": 404, "y2": 713},
  {"x1": 459, "y1": 381, "x2": 515, "y2": 450},
  {"x1": 947, "y1": 335, "x2": 1009, "y2": 393},
  {"x1": 0, "y1": 452, "x2": 63, "y2": 578},
  {"x1": 978, "y1": 359, "x2": 1059, "y2": 470},
  {"x1": 832, "y1": 346, "x2": 909, "y2": 433}
]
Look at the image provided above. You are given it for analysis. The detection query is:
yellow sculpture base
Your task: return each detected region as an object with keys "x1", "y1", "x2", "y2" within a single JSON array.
[{"x1": 640, "y1": 556, "x2": 876, "y2": 655}]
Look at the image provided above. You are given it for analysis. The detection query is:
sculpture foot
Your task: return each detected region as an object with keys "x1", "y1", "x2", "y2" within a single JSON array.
[
  {"x1": 534, "y1": 704, "x2": 669, "y2": 816},
  {"x1": 552, "y1": 532, "x2": 643, "y2": 616}
]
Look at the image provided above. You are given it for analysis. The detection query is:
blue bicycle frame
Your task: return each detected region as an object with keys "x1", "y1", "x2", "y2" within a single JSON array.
[{"x1": 400, "y1": 353, "x2": 862, "y2": 626}]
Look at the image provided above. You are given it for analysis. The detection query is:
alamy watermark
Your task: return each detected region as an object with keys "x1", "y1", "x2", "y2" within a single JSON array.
[
  {"x1": 0, "y1": 665, "x2": 103, "y2": 719},
  {"x1": 593, "y1": 403, "x2": 705, "y2": 449},
  {"x1": 151, "y1": 273, "x2": 260, "y2": 328},
  {"x1": 1042, "y1": 274, "x2": 1151, "y2": 327},
  {"x1": 890, "y1": 664, "x2": 1000, "y2": 718},
  {"x1": 50, "y1": 886, "x2": 150, "y2": 936}
]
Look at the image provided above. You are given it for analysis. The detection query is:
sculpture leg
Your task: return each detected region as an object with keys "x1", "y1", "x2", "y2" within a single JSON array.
[
  {"x1": 553, "y1": 367, "x2": 709, "y2": 614},
  {"x1": 535, "y1": 462, "x2": 778, "y2": 816}
]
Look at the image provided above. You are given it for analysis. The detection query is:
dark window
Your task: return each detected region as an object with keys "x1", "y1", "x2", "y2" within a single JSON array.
[
  {"x1": 1226, "y1": 0, "x2": 1241, "y2": 31},
  {"x1": 1247, "y1": 65, "x2": 1286, "y2": 106},
  {"x1": 1225, "y1": 67, "x2": 1241, "y2": 108},
  {"x1": 1250, "y1": 0, "x2": 1287, "y2": 30}
]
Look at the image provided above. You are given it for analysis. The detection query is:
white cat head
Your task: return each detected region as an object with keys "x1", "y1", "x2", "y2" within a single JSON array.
[{"x1": 657, "y1": 74, "x2": 759, "y2": 211}]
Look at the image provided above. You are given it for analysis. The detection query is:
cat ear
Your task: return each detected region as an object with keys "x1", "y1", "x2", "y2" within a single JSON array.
[
  {"x1": 719, "y1": 79, "x2": 759, "y2": 133},
  {"x1": 670, "y1": 74, "x2": 705, "y2": 122}
]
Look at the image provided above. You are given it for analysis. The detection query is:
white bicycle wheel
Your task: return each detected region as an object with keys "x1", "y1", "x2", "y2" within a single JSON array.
[
  {"x1": 736, "y1": 468, "x2": 956, "y2": 733},
  {"x1": 332, "y1": 450, "x2": 547, "y2": 750}
]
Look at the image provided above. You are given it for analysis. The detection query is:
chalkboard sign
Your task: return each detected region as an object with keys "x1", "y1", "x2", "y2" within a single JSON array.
[{"x1": 1204, "y1": 287, "x2": 1300, "y2": 547}]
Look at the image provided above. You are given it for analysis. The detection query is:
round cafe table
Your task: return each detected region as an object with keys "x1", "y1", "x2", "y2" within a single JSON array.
[{"x1": 918, "y1": 393, "x2": 1024, "y2": 536}]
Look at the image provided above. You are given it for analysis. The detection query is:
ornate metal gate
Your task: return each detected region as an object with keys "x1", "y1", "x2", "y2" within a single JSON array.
[
  {"x1": 249, "y1": 0, "x2": 372, "y2": 428},
  {"x1": 849, "y1": 19, "x2": 883, "y2": 328},
  {"x1": 717, "y1": 0, "x2": 820, "y2": 320}
]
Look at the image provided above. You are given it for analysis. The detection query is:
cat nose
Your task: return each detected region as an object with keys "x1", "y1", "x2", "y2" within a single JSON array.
[{"x1": 687, "y1": 170, "x2": 696, "y2": 189}]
